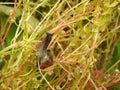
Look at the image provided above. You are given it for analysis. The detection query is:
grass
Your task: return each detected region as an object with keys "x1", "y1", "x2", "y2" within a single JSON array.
[{"x1": 0, "y1": 0, "x2": 120, "y2": 90}]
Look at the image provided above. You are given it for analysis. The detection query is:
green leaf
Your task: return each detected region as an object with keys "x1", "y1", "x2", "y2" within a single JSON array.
[{"x1": 106, "y1": 40, "x2": 120, "y2": 70}]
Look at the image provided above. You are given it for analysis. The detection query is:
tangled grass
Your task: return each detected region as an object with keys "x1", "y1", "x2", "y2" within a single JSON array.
[{"x1": 0, "y1": 0, "x2": 120, "y2": 90}]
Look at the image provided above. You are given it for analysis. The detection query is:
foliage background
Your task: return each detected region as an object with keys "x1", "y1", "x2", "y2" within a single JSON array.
[{"x1": 0, "y1": 0, "x2": 120, "y2": 90}]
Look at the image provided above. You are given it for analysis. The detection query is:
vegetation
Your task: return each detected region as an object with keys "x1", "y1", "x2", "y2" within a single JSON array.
[{"x1": 0, "y1": 0, "x2": 120, "y2": 90}]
